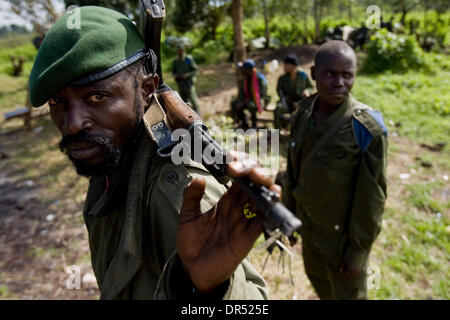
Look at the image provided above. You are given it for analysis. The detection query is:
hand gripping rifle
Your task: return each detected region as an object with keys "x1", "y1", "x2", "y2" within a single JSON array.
[{"x1": 138, "y1": 0, "x2": 301, "y2": 237}]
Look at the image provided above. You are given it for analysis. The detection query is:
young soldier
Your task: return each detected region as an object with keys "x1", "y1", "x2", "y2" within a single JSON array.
[
  {"x1": 274, "y1": 55, "x2": 314, "y2": 129},
  {"x1": 282, "y1": 41, "x2": 388, "y2": 299},
  {"x1": 231, "y1": 59, "x2": 270, "y2": 129},
  {"x1": 172, "y1": 44, "x2": 200, "y2": 111}
]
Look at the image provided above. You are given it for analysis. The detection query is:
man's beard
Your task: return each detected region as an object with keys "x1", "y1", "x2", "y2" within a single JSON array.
[{"x1": 59, "y1": 108, "x2": 143, "y2": 178}]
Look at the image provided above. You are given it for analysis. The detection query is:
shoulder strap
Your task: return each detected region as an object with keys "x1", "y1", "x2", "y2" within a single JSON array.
[{"x1": 301, "y1": 103, "x2": 365, "y2": 172}]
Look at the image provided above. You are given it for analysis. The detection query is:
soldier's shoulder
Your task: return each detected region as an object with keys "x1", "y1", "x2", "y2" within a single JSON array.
[
  {"x1": 154, "y1": 160, "x2": 226, "y2": 213},
  {"x1": 257, "y1": 72, "x2": 267, "y2": 84},
  {"x1": 185, "y1": 55, "x2": 195, "y2": 64},
  {"x1": 297, "y1": 70, "x2": 309, "y2": 80},
  {"x1": 278, "y1": 73, "x2": 289, "y2": 81},
  {"x1": 290, "y1": 94, "x2": 316, "y2": 128},
  {"x1": 298, "y1": 94, "x2": 316, "y2": 112},
  {"x1": 351, "y1": 99, "x2": 388, "y2": 151}
]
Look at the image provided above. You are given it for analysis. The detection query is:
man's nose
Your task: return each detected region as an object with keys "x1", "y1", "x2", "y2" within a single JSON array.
[
  {"x1": 64, "y1": 103, "x2": 92, "y2": 135},
  {"x1": 333, "y1": 75, "x2": 345, "y2": 87}
]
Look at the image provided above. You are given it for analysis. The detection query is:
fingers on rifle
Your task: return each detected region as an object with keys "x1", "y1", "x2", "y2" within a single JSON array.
[
  {"x1": 181, "y1": 177, "x2": 206, "y2": 216},
  {"x1": 249, "y1": 167, "x2": 273, "y2": 187},
  {"x1": 269, "y1": 184, "x2": 282, "y2": 198}
]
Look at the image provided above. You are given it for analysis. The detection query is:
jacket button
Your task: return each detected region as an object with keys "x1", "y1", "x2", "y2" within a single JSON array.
[
  {"x1": 334, "y1": 225, "x2": 340, "y2": 231},
  {"x1": 166, "y1": 171, "x2": 178, "y2": 183},
  {"x1": 355, "y1": 110, "x2": 361, "y2": 116},
  {"x1": 291, "y1": 141, "x2": 296, "y2": 147}
]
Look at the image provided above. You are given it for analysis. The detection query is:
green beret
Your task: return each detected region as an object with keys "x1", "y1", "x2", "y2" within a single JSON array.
[{"x1": 29, "y1": 6, "x2": 145, "y2": 107}]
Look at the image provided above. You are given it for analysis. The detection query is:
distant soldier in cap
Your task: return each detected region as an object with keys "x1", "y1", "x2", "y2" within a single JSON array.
[
  {"x1": 172, "y1": 44, "x2": 200, "y2": 111},
  {"x1": 231, "y1": 59, "x2": 270, "y2": 129},
  {"x1": 283, "y1": 41, "x2": 388, "y2": 299},
  {"x1": 274, "y1": 54, "x2": 314, "y2": 130},
  {"x1": 29, "y1": 6, "x2": 271, "y2": 300}
]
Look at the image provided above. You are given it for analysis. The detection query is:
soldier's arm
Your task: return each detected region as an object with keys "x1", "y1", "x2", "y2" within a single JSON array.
[
  {"x1": 342, "y1": 133, "x2": 388, "y2": 269},
  {"x1": 305, "y1": 73, "x2": 314, "y2": 90},
  {"x1": 153, "y1": 163, "x2": 269, "y2": 300},
  {"x1": 258, "y1": 74, "x2": 270, "y2": 105},
  {"x1": 282, "y1": 148, "x2": 297, "y2": 213},
  {"x1": 236, "y1": 81, "x2": 245, "y2": 103},
  {"x1": 276, "y1": 77, "x2": 282, "y2": 99},
  {"x1": 184, "y1": 56, "x2": 198, "y2": 79},
  {"x1": 171, "y1": 59, "x2": 177, "y2": 76}
]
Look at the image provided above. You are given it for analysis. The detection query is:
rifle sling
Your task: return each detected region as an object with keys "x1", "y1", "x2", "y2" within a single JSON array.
[
  {"x1": 301, "y1": 102, "x2": 369, "y2": 173},
  {"x1": 143, "y1": 94, "x2": 176, "y2": 157}
]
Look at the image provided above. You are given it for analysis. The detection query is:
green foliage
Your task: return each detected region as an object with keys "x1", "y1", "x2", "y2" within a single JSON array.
[
  {"x1": 320, "y1": 17, "x2": 352, "y2": 38},
  {"x1": 191, "y1": 40, "x2": 229, "y2": 64},
  {"x1": 0, "y1": 43, "x2": 37, "y2": 76},
  {"x1": 64, "y1": 0, "x2": 139, "y2": 18},
  {"x1": 241, "y1": 15, "x2": 314, "y2": 47},
  {"x1": 361, "y1": 29, "x2": 428, "y2": 74},
  {"x1": 352, "y1": 67, "x2": 450, "y2": 143},
  {"x1": 402, "y1": 11, "x2": 450, "y2": 49},
  {"x1": 0, "y1": 285, "x2": 10, "y2": 298},
  {"x1": 406, "y1": 182, "x2": 446, "y2": 213},
  {"x1": 172, "y1": 0, "x2": 228, "y2": 39}
]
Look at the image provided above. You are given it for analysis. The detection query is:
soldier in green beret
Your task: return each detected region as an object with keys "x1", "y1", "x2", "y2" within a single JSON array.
[
  {"x1": 274, "y1": 54, "x2": 314, "y2": 129},
  {"x1": 29, "y1": 6, "x2": 272, "y2": 300},
  {"x1": 282, "y1": 41, "x2": 388, "y2": 299},
  {"x1": 171, "y1": 44, "x2": 200, "y2": 111}
]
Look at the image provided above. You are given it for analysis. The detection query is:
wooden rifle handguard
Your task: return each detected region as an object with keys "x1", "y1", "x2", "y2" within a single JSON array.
[{"x1": 157, "y1": 90, "x2": 202, "y2": 130}]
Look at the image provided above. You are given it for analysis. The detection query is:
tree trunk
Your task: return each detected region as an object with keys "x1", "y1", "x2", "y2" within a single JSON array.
[
  {"x1": 423, "y1": 1, "x2": 427, "y2": 34},
  {"x1": 262, "y1": 0, "x2": 270, "y2": 49},
  {"x1": 313, "y1": 0, "x2": 322, "y2": 43},
  {"x1": 211, "y1": 24, "x2": 217, "y2": 40},
  {"x1": 400, "y1": 0, "x2": 408, "y2": 25},
  {"x1": 303, "y1": 8, "x2": 308, "y2": 44},
  {"x1": 231, "y1": 0, "x2": 246, "y2": 63},
  {"x1": 348, "y1": 0, "x2": 352, "y2": 23}
]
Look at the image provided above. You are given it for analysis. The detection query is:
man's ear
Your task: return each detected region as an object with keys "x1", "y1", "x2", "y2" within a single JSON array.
[
  {"x1": 141, "y1": 74, "x2": 160, "y2": 103},
  {"x1": 310, "y1": 66, "x2": 316, "y2": 81}
]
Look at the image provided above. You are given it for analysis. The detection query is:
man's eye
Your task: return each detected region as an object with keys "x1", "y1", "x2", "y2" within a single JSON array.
[
  {"x1": 88, "y1": 94, "x2": 106, "y2": 103},
  {"x1": 48, "y1": 97, "x2": 61, "y2": 106}
]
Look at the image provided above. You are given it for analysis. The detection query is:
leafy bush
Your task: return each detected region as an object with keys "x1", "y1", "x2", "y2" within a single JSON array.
[
  {"x1": 320, "y1": 17, "x2": 353, "y2": 39},
  {"x1": 361, "y1": 29, "x2": 429, "y2": 74},
  {"x1": 0, "y1": 43, "x2": 37, "y2": 75},
  {"x1": 403, "y1": 11, "x2": 450, "y2": 49},
  {"x1": 192, "y1": 39, "x2": 229, "y2": 64}
]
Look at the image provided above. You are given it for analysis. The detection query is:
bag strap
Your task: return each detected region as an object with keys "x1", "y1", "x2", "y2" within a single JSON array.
[{"x1": 301, "y1": 102, "x2": 369, "y2": 172}]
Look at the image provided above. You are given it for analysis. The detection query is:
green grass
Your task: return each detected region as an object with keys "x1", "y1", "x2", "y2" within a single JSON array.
[
  {"x1": 353, "y1": 68, "x2": 450, "y2": 145},
  {"x1": 0, "y1": 284, "x2": 12, "y2": 298}
]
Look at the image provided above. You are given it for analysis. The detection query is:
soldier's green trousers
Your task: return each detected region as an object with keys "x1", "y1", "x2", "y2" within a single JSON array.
[
  {"x1": 177, "y1": 81, "x2": 200, "y2": 112},
  {"x1": 302, "y1": 240, "x2": 368, "y2": 300},
  {"x1": 274, "y1": 102, "x2": 291, "y2": 129},
  {"x1": 231, "y1": 99, "x2": 257, "y2": 128}
]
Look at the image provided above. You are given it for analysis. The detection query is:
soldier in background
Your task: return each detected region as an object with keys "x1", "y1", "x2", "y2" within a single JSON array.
[
  {"x1": 231, "y1": 59, "x2": 270, "y2": 129},
  {"x1": 283, "y1": 41, "x2": 388, "y2": 299},
  {"x1": 172, "y1": 44, "x2": 200, "y2": 111},
  {"x1": 274, "y1": 55, "x2": 313, "y2": 130}
]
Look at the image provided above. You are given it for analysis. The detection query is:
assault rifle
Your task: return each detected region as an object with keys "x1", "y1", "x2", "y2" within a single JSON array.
[{"x1": 138, "y1": 0, "x2": 301, "y2": 237}]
